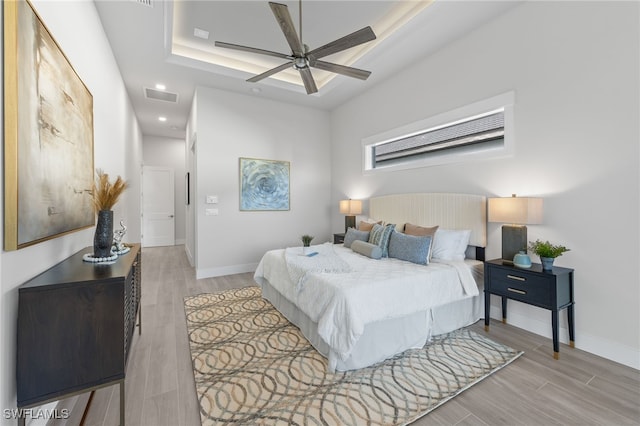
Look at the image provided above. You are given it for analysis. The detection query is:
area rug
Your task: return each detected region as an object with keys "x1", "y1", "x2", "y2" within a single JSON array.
[{"x1": 184, "y1": 286, "x2": 522, "y2": 425}]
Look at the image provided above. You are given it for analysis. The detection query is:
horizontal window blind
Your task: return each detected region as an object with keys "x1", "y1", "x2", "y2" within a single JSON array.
[{"x1": 373, "y1": 110, "x2": 504, "y2": 167}]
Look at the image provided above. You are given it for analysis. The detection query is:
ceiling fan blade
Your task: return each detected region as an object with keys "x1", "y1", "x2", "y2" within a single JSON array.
[
  {"x1": 269, "y1": 2, "x2": 304, "y2": 57},
  {"x1": 298, "y1": 67, "x2": 318, "y2": 94},
  {"x1": 247, "y1": 61, "x2": 293, "y2": 83},
  {"x1": 307, "y1": 26, "x2": 376, "y2": 60},
  {"x1": 310, "y1": 60, "x2": 371, "y2": 80},
  {"x1": 214, "y1": 41, "x2": 291, "y2": 60}
]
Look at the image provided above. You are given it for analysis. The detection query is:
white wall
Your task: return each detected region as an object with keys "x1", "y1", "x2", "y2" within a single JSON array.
[
  {"x1": 192, "y1": 87, "x2": 331, "y2": 278},
  {"x1": 0, "y1": 0, "x2": 143, "y2": 422},
  {"x1": 185, "y1": 94, "x2": 197, "y2": 266},
  {"x1": 143, "y1": 136, "x2": 187, "y2": 244},
  {"x1": 330, "y1": 1, "x2": 639, "y2": 368}
]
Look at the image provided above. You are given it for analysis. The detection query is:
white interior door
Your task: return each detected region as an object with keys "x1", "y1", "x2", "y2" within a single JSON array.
[{"x1": 142, "y1": 166, "x2": 175, "y2": 247}]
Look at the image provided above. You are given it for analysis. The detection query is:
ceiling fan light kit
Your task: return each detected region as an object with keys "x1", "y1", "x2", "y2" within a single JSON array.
[{"x1": 215, "y1": 1, "x2": 376, "y2": 95}]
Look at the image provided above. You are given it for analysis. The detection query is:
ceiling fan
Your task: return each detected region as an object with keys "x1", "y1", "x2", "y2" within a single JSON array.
[{"x1": 214, "y1": 1, "x2": 377, "y2": 94}]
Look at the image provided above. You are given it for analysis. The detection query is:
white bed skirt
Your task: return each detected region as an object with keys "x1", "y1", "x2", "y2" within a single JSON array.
[{"x1": 260, "y1": 278, "x2": 485, "y2": 371}]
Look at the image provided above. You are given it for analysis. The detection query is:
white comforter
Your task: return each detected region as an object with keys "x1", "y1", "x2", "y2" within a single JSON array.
[{"x1": 254, "y1": 243, "x2": 478, "y2": 364}]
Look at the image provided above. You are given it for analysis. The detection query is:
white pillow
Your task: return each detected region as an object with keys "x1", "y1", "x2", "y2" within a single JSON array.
[{"x1": 431, "y1": 229, "x2": 471, "y2": 261}]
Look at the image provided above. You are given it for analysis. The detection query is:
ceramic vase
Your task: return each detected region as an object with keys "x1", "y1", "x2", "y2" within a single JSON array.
[
  {"x1": 513, "y1": 251, "x2": 532, "y2": 268},
  {"x1": 540, "y1": 256, "x2": 555, "y2": 271},
  {"x1": 94, "y1": 210, "x2": 114, "y2": 258}
]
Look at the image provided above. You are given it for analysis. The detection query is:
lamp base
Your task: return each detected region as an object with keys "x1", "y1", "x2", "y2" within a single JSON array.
[
  {"x1": 502, "y1": 224, "x2": 527, "y2": 263},
  {"x1": 345, "y1": 215, "x2": 356, "y2": 233}
]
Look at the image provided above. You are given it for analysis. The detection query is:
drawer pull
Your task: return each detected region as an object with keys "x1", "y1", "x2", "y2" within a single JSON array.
[
  {"x1": 507, "y1": 274, "x2": 526, "y2": 282},
  {"x1": 507, "y1": 287, "x2": 527, "y2": 295}
]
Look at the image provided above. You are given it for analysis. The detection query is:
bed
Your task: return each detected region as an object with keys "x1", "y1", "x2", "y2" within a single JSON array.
[{"x1": 254, "y1": 193, "x2": 486, "y2": 372}]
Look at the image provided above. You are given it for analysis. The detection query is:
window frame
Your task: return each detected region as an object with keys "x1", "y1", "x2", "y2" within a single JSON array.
[{"x1": 362, "y1": 92, "x2": 515, "y2": 174}]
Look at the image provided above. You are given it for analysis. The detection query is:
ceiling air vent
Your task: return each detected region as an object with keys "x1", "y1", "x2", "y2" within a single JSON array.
[
  {"x1": 133, "y1": 0, "x2": 153, "y2": 7},
  {"x1": 144, "y1": 87, "x2": 178, "y2": 103}
]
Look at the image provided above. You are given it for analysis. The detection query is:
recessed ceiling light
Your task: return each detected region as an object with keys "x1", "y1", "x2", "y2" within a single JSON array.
[
  {"x1": 155, "y1": 83, "x2": 166, "y2": 90},
  {"x1": 158, "y1": 116, "x2": 167, "y2": 122},
  {"x1": 194, "y1": 27, "x2": 209, "y2": 40},
  {"x1": 250, "y1": 87, "x2": 262, "y2": 94}
]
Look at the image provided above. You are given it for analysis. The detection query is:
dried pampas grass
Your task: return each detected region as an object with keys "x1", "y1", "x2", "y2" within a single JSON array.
[{"x1": 92, "y1": 169, "x2": 128, "y2": 211}]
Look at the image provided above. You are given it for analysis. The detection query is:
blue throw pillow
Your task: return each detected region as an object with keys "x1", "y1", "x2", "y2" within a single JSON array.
[
  {"x1": 343, "y1": 228, "x2": 370, "y2": 248},
  {"x1": 368, "y1": 223, "x2": 396, "y2": 257},
  {"x1": 388, "y1": 231, "x2": 432, "y2": 265}
]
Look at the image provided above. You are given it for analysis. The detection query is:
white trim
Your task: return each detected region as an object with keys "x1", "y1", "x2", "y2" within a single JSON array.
[
  {"x1": 362, "y1": 91, "x2": 515, "y2": 174},
  {"x1": 196, "y1": 262, "x2": 258, "y2": 279},
  {"x1": 489, "y1": 302, "x2": 640, "y2": 370}
]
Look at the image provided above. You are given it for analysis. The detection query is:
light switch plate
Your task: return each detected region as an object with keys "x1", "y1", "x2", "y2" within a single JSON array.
[
  {"x1": 205, "y1": 208, "x2": 219, "y2": 216},
  {"x1": 206, "y1": 195, "x2": 218, "y2": 204}
]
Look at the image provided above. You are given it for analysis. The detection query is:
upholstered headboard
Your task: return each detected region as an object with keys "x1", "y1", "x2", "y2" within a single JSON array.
[{"x1": 369, "y1": 193, "x2": 487, "y2": 248}]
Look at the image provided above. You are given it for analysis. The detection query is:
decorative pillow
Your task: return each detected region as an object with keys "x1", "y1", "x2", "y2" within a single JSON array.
[
  {"x1": 343, "y1": 228, "x2": 370, "y2": 248},
  {"x1": 358, "y1": 220, "x2": 382, "y2": 232},
  {"x1": 404, "y1": 223, "x2": 438, "y2": 263},
  {"x1": 431, "y1": 229, "x2": 472, "y2": 261},
  {"x1": 404, "y1": 223, "x2": 439, "y2": 260},
  {"x1": 404, "y1": 223, "x2": 439, "y2": 238},
  {"x1": 388, "y1": 231, "x2": 432, "y2": 265},
  {"x1": 368, "y1": 223, "x2": 396, "y2": 257},
  {"x1": 351, "y1": 240, "x2": 382, "y2": 260}
]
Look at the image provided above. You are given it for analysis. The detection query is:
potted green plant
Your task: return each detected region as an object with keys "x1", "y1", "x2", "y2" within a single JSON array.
[
  {"x1": 528, "y1": 239, "x2": 570, "y2": 271},
  {"x1": 301, "y1": 235, "x2": 314, "y2": 254}
]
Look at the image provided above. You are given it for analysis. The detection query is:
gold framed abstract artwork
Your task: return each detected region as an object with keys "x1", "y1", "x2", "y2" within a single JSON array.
[
  {"x1": 4, "y1": 0, "x2": 94, "y2": 250},
  {"x1": 239, "y1": 158, "x2": 290, "y2": 211}
]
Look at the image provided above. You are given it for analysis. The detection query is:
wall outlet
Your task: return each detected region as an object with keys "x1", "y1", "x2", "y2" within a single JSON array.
[
  {"x1": 206, "y1": 195, "x2": 218, "y2": 204},
  {"x1": 205, "y1": 208, "x2": 219, "y2": 216}
]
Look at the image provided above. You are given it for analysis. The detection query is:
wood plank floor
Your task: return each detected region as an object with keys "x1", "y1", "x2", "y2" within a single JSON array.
[{"x1": 77, "y1": 245, "x2": 639, "y2": 426}]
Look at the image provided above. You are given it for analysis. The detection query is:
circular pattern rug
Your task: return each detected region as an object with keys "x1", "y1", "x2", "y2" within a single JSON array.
[{"x1": 184, "y1": 286, "x2": 522, "y2": 425}]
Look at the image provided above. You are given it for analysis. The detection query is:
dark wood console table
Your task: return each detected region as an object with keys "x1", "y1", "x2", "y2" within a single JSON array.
[
  {"x1": 484, "y1": 258, "x2": 574, "y2": 359},
  {"x1": 16, "y1": 244, "x2": 141, "y2": 426}
]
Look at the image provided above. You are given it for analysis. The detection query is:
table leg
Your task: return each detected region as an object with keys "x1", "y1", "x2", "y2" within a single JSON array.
[
  {"x1": 120, "y1": 381, "x2": 125, "y2": 426},
  {"x1": 501, "y1": 296, "x2": 507, "y2": 324},
  {"x1": 552, "y1": 309, "x2": 559, "y2": 359},
  {"x1": 568, "y1": 303, "x2": 575, "y2": 348},
  {"x1": 484, "y1": 291, "x2": 490, "y2": 331}
]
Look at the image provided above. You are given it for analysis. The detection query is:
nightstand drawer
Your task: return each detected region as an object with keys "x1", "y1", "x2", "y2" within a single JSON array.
[{"x1": 488, "y1": 269, "x2": 552, "y2": 306}]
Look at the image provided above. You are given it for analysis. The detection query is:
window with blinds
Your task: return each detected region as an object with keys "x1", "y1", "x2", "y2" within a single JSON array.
[
  {"x1": 362, "y1": 93, "x2": 514, "y2": 173},
  {"x1": 372, "y1": 110, "x2": 504, "y2": 167}
]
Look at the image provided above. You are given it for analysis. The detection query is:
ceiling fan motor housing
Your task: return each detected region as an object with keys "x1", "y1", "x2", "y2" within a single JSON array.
[{"x1": 293, "y1": 56, "x2": 309, "y2": 70}]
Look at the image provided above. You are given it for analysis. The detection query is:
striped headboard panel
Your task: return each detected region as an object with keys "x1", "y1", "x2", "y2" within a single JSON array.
[{"x1": 369, "y1": 193, "x2": 487, "y2": 248}]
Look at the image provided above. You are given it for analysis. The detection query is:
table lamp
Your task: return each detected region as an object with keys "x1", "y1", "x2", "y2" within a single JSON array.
[
  {"x1": 339, "y1": 199, "x2": 362, "y2": 233},
  {"x1": 488, "y1": 194, "x2": 543, "y2": 263}
]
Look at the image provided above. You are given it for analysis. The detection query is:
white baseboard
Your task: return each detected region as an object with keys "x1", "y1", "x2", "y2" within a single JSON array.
[
  {"x1": 184, "y1": 245, "x2": 194, "y2": 267},
  {"x1": 489, "y1": 303, "x2": 639, "y2": 370},
  {"x1": 175, "y1": 238, "x2": 186, "y2": 245},
  {"x1": 196, "y1": 263, "x2": 257, "y2": 279}
]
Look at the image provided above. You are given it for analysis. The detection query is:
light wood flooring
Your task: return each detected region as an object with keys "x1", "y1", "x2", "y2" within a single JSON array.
[{"x1": 71, "y1": 245, "x2": 639, "y2": 426}]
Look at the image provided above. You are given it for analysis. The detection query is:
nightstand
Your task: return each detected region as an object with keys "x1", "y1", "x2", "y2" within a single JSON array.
[
  {"x1": 484, "y1": 259, "x2": 575, "y2": 359},
  {"x1": 333, "y1": 233, "x2": 345, "y2": 244}
]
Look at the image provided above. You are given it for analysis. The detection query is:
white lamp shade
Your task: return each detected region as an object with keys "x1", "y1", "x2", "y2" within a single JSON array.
[
  {"x1": 488, "y1": 196, "x2": 543, "y2": 225},
  {"x1": 339, "y1": 199, "x2": 362, "y2": 215}
]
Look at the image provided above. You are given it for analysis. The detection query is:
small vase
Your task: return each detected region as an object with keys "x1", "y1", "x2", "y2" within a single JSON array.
[
  {"x1": 540, "y1": 256, "x2": 555, "y2": 271},
  {"x1": 513, "y1": 251, "x2": 532, "y2": 268},
  {"x1": 303, "y1": 246, "x2": 312, "y2": 255},
  {"x1": 94, "y1": 210, "x2": 114, "y2": 258}
]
